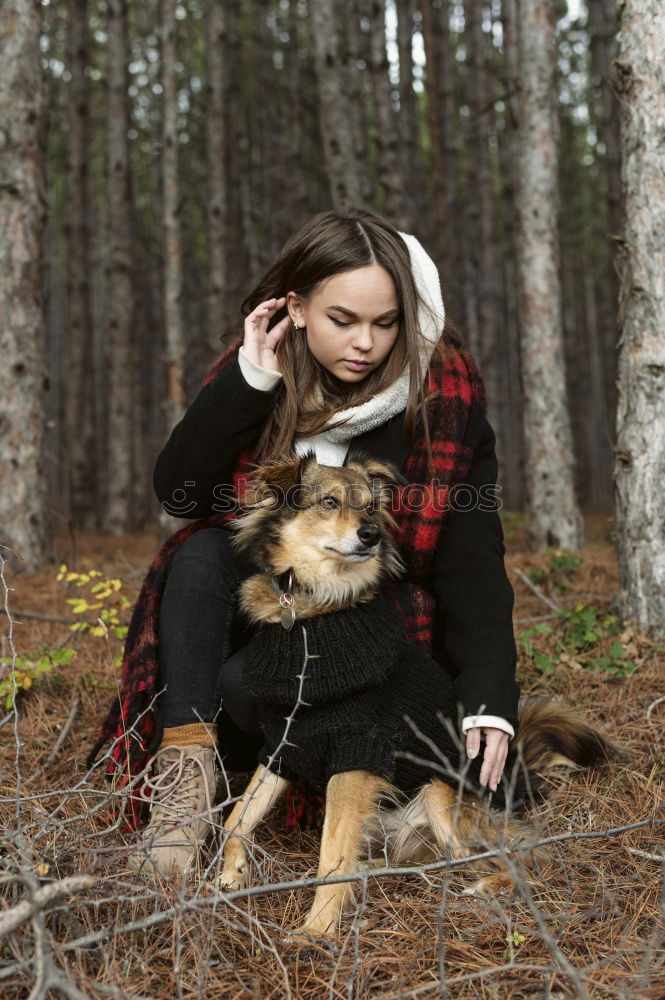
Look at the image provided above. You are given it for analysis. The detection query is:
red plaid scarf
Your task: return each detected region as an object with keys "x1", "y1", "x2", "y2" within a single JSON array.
[{"x1": 87, "y1": 332, "x2": 486, "y2": 829}]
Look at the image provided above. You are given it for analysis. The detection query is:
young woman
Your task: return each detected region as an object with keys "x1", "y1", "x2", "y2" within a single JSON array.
[{"x1": 89, "y1": 207, "x2": 520, "y2": 876}]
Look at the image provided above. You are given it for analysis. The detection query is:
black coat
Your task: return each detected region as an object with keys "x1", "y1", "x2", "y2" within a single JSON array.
[{"x1": 153, "y1": 355, "x2": 520, "y2": 730}]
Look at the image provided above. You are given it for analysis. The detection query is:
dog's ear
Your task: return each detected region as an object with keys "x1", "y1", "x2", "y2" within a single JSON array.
[
  {"x1": 345, "y1": 453, "x2": 408, "y2": 510},
  {"x1": 345, "y1": 449, "x2": 409, "y2": 486},
  {"x1": 356, "y1": 456, "x2": 409, "y2": 489},
  {"x1": 245, "y1": 451, "x2": 318, "y2": 505}
]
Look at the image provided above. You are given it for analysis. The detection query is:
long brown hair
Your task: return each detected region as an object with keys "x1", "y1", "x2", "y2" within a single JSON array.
[{"x1": 238, "y1": 207, "x2": 452, "y2": 473}]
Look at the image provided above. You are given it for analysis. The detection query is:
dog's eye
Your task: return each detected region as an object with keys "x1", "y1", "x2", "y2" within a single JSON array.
[{"x1": 320, "y1": 496, "x2": 340, "y2": 510}]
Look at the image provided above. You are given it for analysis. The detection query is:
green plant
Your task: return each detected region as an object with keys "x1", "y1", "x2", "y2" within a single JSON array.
[
  {"x1": 517, "y1": 622, "x2": 558, "y2": 676},
  {"x1": 57, "y1": 563, "x2": 130, "y2": 668},
  {"x1": 518, "y1": 603, "x2": 639, "y2": 680},
  {"x1": 528, "y1": 548, "x2": 584, "y2": 594},
  {"x1": 0, "y1": 646, "x2": 76, "y2": 709}
]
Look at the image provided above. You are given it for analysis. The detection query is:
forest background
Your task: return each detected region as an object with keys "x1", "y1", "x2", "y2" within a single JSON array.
[{"x1": 37, "y1": 0, "x2": 621, "y2": 530}]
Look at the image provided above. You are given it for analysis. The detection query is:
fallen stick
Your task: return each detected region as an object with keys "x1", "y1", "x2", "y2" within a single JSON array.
[
  {"x1": 28, "y1": 697, "x2": 80, "y2": 783},
  {"x1": 0, "y1": 607, "x2": 130, "y2": 628},
  {"x1": 0, "y1": 607, "x2": 75, "y2": 626},
  {"x1": 513, "y1": 567, "x2": 562, "y2": 613},
  {"x1": 0, "y1": 875, "x2": 95, "y2": 939}
]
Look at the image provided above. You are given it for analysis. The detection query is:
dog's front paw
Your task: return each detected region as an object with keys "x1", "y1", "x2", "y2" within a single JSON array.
[{"x1": 217, "y1": 863, "x2": 247, "y2": 893}]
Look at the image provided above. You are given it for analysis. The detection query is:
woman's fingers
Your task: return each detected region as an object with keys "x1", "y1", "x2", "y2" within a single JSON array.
[
  {"x1": 246, "y1": 297, "x2": 284, "y2": 340},
  {"x1": 476, "y1": 729, "x2": 509, "y2": 791},
  {"x1": 489, "y1": 745, "x2": 508, "y2": 791},
  {"x1": 265, "y1": 309, "x2": 291, "y2": 342},
  {"x1": 244, "y1": 296, "x2": 288, "y2": 371},
  {"x1": 466, "y1": 728, "x2": 481, "y2": 759}
]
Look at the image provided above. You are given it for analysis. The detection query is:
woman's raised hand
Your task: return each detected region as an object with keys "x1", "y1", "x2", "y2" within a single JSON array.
[{"x1": 243, "y1": 296, "x2": 292, "y2": 374}]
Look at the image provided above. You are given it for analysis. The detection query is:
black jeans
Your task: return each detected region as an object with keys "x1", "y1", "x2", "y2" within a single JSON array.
[{"x1": 157, "y1": 527, "x2": 264, "y2": 738}]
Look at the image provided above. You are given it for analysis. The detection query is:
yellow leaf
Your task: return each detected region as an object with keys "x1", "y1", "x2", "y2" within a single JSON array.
[
  {"x1": 66, "y1": 572, "x2": 79, "y2": 582},
  {"x1": 22, "y1": 677, "x2": 33, "y2": 690},
  {"x1": 36, "y1": 863, "x2": 50, "y2": 877}
]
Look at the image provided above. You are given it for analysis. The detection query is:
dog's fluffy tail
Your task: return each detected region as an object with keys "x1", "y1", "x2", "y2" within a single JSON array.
[
  {"x1": 514, "y1": 696, "x2": 623, "y2": 781},
  {"x1": 380, "y1": 697, "x2": 626, "y2": 868}
]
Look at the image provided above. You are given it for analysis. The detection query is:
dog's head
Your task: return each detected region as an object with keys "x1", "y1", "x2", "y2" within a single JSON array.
[{"x1": 231, "y1": 450, "x2": 407, "y2": 599}]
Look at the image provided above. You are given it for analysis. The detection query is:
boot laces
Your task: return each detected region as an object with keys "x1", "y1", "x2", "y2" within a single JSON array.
[{"x1": 142, "y1": 745, "x2": 214, "y2": 830}]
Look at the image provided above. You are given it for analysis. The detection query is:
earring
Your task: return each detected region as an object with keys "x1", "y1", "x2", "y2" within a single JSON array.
[{"x1": 293, "y1": 320, "x2": 299, "y2": 332}]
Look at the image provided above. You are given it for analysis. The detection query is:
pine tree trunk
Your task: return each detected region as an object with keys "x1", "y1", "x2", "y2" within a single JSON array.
[
  {"x1": 0, "y1": 0, "x2": 52, "y2": 573},
  {"x1": 288, "y1": 0, "x2": 323, "y2": 217},
  {"x1": 104, "y1": 0, "x2": 136, "y2": 533},
  {"x1": 614, "y1": 0, "x2": 665, "y2": 638},
  {"x1": 342, "y1": 1, "x2": 374, "y2": 207},
  {"x1": 464, "y1": 2, "x2": 500, "y2": 428},
  {"x1": 365, "y1": 0, "x2": 408, "y2": 224},
  {"x1": 233, "y1": 0, "x2": 260, "y2": 280},
  {"x1": 160, "y1": 0, "x2": 186, "y2": 431},
  {"x1": 65, "y1": 0, "x2": 98, "y2": 531},
  {"x1": 588, "y1": 0, "x2": 623, "y2": 244},
  {"x1": 486, "y1": 1, "x2": 518, "y2": 504},
  {"x1": 396, "y1": 0, "x2": 420, "y2": 224},
  {"x1": 421, "y1": 0, "x2": 450, "y2": 289},
  {"x1": 587, "y1": 0, "x2": 622, "y2": 426},
  {"x1": 439, "y1": 0, "x2": 464, "y2": 329},
  {"x1": 514, "y1": 0, "x2": 584, "y2": 551},
  {"x1": 583, "y1": 267, "x2": 612, "y2": 509},
  {"x1": 310, "y1": 0, "x2": 364, "y2": 210},
  {"x1": 134, "y1": 0, "x2": 166, "y2": 521},
  {"x1": 203, "y1": 0, "x2": 227, "y2": 352}
]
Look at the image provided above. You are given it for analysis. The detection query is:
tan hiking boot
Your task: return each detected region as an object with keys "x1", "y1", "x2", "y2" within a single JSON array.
[{"x1": 127, "y1": 743, "x2": 217, "y2": 877}]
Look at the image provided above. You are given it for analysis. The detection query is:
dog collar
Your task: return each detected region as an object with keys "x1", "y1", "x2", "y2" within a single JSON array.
[{"x1": 270, "y1": 568, "x2": 296, "y2": 631}]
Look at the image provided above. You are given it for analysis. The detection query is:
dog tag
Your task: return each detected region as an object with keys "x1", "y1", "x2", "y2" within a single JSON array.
[
  {"x1": 279, "y1": 593, "x2": 296, "y2": 631},
  {"x1": 280, "y1": 605, "x2": 296, "y2": 631}
]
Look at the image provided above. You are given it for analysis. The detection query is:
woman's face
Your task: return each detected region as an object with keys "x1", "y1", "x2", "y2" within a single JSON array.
[{"x1": 286, "y1": 265, "x2": 401, "y2": 383}]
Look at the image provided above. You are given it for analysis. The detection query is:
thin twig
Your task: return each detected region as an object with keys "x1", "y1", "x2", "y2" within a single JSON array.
[
  {"x1": 627, "y1": 846, "x2": 664, "y2": 863},
  {"x1": 28, "y1": 697, "x2": 81, "y2": 783},
  {"x1": 513, "y1": 567, "x2": 562, "y2": 612},
  {"x1": 0, "y1": 875, "x2": 96, "y2": 939},
  {"x1": 646, "y1": 696, "x2": 665, "y2": 729},
  {"x1": 513, "y1": 613, "x2": 563, "y2": 624},
  {"x1": 0, "y1": 606, "x2": 129, "y2": 627}
]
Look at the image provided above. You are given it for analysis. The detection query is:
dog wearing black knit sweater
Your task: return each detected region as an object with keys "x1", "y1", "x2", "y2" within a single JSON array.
[{"x1": 218, "y1": 453, "x2": 618, "y2": 946}]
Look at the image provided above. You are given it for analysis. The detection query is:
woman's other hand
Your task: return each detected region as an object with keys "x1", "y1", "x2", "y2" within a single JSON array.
[
  {"x1": 466, "y1": 726, "x2": 509, "y2": 792},
  {"x1": 243, "y1": 296, "x2": 291, "y2": 374}
]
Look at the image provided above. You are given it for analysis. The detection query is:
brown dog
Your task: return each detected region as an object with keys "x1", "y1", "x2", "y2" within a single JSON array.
[{"x1": 218, "y1": 453, "x2": 619, "y2": 944}]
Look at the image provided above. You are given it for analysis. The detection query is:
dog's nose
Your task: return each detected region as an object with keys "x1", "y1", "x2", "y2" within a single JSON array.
[{"x1": 357, "y1": 522, "x2": 380, "y2": 547}]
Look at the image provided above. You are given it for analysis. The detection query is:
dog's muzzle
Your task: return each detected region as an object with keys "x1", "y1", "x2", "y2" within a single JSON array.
[{"x1": 325, "y1": 523, "x2": 382, "y2": 562}]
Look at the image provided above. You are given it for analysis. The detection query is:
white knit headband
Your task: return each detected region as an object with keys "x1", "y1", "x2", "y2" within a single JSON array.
[{"x1": 397, "y1": 230, "x2": 446, "y2": 384}]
